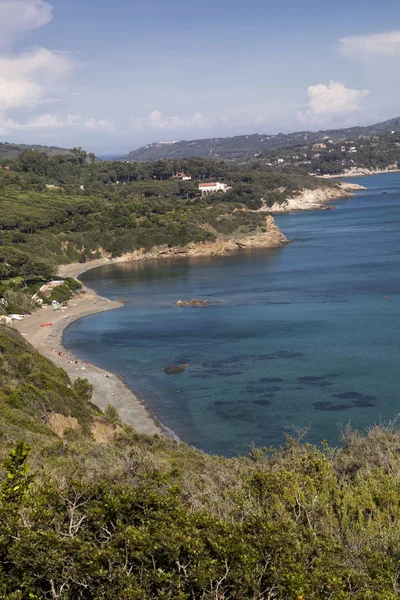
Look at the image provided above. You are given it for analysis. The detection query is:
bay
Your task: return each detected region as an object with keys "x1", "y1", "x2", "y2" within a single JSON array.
[{"x1": 64, "y1": 173, "x2": 400, "y2": 456}]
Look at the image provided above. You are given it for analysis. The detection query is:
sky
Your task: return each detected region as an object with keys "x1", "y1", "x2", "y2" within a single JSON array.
[{"x1": 0, "y1": 0, "x2": 400, "y2": 154}]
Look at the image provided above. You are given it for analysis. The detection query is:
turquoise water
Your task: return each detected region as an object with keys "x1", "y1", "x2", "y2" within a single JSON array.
[{"x1": 64, "y1": 173, "x2": 400, "y2": 456}]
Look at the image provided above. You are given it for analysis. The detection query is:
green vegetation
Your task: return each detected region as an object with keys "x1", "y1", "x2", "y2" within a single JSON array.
[
  {"x1": 0, "y1": 141, "x2": 70, "y2": 162},
  {"x1": 0, "y1": 326, "x2": 95, "y2": 439},
  {"x1": 0, "y1": 325, "x2": 399, "y2": 597},
  {"x1": 0, "y1": 150, "x2": 335, "y2": 293},
  {"x1": 123, "y1": 117, "x2": 400, "y2": 162},
  {"x1": 2, "y1": 141, "x2": 399, "y2": 596},
  {"x1": 46, "y1": 278, "x2": 83, "y2": 304}
]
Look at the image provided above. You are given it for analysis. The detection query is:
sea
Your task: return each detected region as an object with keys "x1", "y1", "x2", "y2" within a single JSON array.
[{"x1": 64, "y1": 173, "x2": 400, "y2": 456}]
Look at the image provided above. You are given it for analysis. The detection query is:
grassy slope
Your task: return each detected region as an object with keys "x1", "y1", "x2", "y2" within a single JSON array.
[
  {"x1": 0, "y1": 326, "x2": 400, "y2": 597},
  {"x1": 0, "y1": 325, "x2": 96, "y2": 441}
]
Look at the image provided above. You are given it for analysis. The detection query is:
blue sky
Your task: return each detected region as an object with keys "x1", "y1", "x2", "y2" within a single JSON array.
[{"x1": 0, "y1": 0, "x2": 400, "y2": 153}]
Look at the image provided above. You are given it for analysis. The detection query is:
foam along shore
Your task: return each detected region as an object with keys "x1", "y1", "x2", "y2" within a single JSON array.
[
  {"x1": 12, "y1": 284, "x2": 162, "y2": 436},
  {"x1": 265, "y1": 182, "x2": 366, "y2": 213}
]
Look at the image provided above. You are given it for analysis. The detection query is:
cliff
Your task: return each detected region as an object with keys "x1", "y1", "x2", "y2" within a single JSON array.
[{"x1": 266, "y1": 183, "x2": 366, "y2": 213}]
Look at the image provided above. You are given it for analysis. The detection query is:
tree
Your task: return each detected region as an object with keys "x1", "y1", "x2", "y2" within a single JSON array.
[{"x1": 71, "y1": 147, "x2": 88, "y2": 165}]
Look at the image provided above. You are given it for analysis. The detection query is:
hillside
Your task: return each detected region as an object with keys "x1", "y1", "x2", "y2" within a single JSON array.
[
  {"x1": 0, "y1": 152, "x2": 340, "y2": 303},
  {"x1": 1, "y1": 325, "x2": 400, "y2": 598},
  {"x1": 0, "y1": 325, "x2": 99, "y2": 442},
  {"x1": 0, "y1": 142, "x2": 71, "y2": 162},
  {"x1": 123, "y1": 117, "x2": 400, "y2": 163},
  {"x1": 0, "y1": 151, "x2": 399, "y2": 599}
]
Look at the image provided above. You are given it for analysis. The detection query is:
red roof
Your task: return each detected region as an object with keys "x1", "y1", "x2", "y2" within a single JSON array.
[{"x1": 198, "y1": 182, "x2": 217, "y2": 187}]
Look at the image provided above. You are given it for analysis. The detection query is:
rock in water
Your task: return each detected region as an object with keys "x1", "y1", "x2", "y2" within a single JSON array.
[
  {"x1": 175, "y1": 299, "x2": 210, "y2": 307},
  {"x1": 164, "y1": 365, "x2": 185, "y2": 374}
]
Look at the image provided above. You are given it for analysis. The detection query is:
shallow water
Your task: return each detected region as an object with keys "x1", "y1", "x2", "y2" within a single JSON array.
[{"x1": 64, "y1": 173, "x2": 400, "y2": 456}]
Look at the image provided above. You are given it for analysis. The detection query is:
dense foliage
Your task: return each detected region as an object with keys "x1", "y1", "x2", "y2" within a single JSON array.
[
  {"x1": 0, "y1": 151, "x2": 333, "y2": 287},
  {"x1": 0, "y1": 142, "x2": 70, "y2": 161},
  {"x1": 0, "y1": 326, "x2": 96, "y2": 440},
  {"x1": 0, "y1": 327, "x2": 400, "y2": 597}
]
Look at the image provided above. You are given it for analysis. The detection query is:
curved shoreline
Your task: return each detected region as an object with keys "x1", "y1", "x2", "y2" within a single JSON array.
[
  {"x1": 13, "y1": 270, "x2": 163, "y2": 436},
  {"x1": 8, "y1": 207, "x2": 337, "y2": 436},
  {"x1": 12, "y1": 220, "x2": 288, "y2": 438}
]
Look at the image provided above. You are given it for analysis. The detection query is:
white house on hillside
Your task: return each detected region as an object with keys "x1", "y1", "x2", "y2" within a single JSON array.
[
  {"x1": 171, "y1": 172, "x2": 192, "y2": 181},
  {"x1": 198, "y1": 182, "x2": 231, "y2": 194}
]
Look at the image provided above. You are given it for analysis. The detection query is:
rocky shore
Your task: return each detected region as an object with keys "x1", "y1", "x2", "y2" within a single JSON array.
[
  {"x1": 321, "y1": 167, "x2": 400, "y2": 178},
  {"x1": 59, "y1": 216, "x2": 288, "y2": 278},
  {"x1": 267, "y1": 183, "x2": 366, "y2": 213}
]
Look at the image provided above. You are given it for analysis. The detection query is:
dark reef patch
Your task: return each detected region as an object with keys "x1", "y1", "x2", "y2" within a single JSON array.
[
  {"x1": 313, "y1": 390, "x2": 376, "y2": 411},
  {"x1": 298, "y1": 373, "x2": 339, "y2": 384},
  {"x1": 332, "y1": 392, "x2": 376, "y2": 401},
  {"x1": 212, "y1": 400, "x2": 230, "y2": 407},
  {"x1": 205, "y1": 350, "x2": 304, "y2": 370},
  {"x1": 259, "y1": 377, "x2": 283, "y2": 383},
  {"x1": 313, "y1": 401, "x2": 353, "y2": 412},
  {"x1": 312, "y1": 381, "x2": 335, "y2": 388},
  {"x1": 252, "y1": 399, "x2": 272, "y2": 406},
  {"x1": 352, "y1": 399, "x2": 376, "y2": 407}
]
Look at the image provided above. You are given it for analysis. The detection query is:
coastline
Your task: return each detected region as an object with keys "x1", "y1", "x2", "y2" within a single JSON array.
[
  {"x1": 8, "y1": 197, "x2": 351, "y2": 437},
  {"x1": 12, "y1": 220, "x2": 287, "y2": 438},
  {"x1": 267, "y1": 182, "x2": 366, "y2": 213},
  {"x1": 13, "y1": 278, "x2": 163, "y2": 436},
  {"x1": 320, "y1": 168, "x2": 400, "y2": 179}
]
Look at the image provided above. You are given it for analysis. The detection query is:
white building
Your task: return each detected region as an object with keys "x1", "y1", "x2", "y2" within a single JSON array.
[
  {"x1": 171, "y1": 172, "x2": 191, "y2": 181},
  {"x1": 198, "y1": 182, "x2": 231, "y2": 195}
]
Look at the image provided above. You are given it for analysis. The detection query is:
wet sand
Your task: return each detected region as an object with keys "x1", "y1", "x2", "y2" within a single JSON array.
[{"x1": 13, "y1": 261, "x2": 162, "y2": 436}]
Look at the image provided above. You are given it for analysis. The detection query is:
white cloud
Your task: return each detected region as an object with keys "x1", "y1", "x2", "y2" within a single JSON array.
[
  {"x1": 0, "y1": 0, "x2": 53, "y2": 47},
  {"x1": 135, "y1": 110, "x2": 205, "y2": 130},
  {"x1": 0, "y1": 77, "x2": 42, "y2": 109},
  {"x1": 0, "y1": 47, "x2": 75, "y2": 111},
  {"x1": 0, "y1": 1, "x2": 118, "y2": 142},
  {"x1": 339, "y1": 31, "x2": 400, "y2": 60},
  {"x1": 0, "y1": 113, "x2": 116, "y2": 134},
  {"x1": 298, "y1": 81, "x2": 369, "y2": 124}
]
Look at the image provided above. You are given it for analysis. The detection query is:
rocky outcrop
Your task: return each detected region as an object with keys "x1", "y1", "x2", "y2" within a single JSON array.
[
  {"x1": 92, "y1": 216, "x2": 289, "y2": 264},
  {"x1": 48, "y1": 412, "x2": 80, "y2": 437},
  {"x1": 265, "y1": 182, "x2": 367, "y2": 213},
  {"x1": 176, "y1": 299, "x2": 211, "y2": 307},
  {"x1": 164, "y1": 366, "x2": 186, "y2": 374},
  {"x1": 267, "y1": 187, "x2": 349, "y2": 213},
  {"x1": 339, "y1": 182, "x2": 367, "y2": 191}
]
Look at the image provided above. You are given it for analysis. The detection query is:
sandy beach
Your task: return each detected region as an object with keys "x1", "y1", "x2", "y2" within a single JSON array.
[
  {"x1": 13, "y1": 264, "x2": 162, "y2": 436},
  {"x1": 9, "y1": 221, "x2": 288, "y2": 439},
  {"x1": 6, "y1": 208, "x2": 333, "y2": 436}
]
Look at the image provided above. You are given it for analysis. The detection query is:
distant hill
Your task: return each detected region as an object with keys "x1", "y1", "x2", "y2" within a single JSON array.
[
  {"x1": 122, "y1": 117, "x2": 400, "y2": 162},
  {"x1": 0, "y1": 142, "x2": 71, "y2": 162}
]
